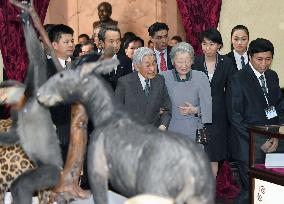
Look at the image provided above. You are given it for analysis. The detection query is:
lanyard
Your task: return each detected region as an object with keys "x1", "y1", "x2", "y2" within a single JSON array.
[{"x1": 260, "y1": 82, "x2": 270, "y2": 107}]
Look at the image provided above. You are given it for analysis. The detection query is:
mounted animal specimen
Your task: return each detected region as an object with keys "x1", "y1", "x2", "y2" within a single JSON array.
[
  {"x1": 37, "y1": 60, "x2": 215, "y2": 204},
  {"x1": 9, "y1": 0, "x2": 91, "y2": 202},
  {"x1": 0, "y1": 8, "x2": 62, "y2": 204}
]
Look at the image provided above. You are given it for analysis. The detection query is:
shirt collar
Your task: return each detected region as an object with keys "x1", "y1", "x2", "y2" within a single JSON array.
[
  {"x1": 154, "y1": 48, "x2": 167, "y2": 55},
  {"x1": 172, "y1": 69, "x2": 191, "y2": 82},
  {"x1": 138, "y1": 72, "x2": 150, "y2": 89},
  {"x1": 58, "y1": 57, "x2": 71, "y2": 68},
  {"x1": 233, "y1": 50, "x2": 248, "y2": 60},
  {"x1": 112, "y1": 54, "x2": 117, "y2": 60}
]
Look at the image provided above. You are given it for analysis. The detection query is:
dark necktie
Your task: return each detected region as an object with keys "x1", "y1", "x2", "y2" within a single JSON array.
[
  {"x1": 65, "y1": 60, "x2": 68, "y2": 67},
  {"x1": 241, "y1": 56, "x2": 246, "y2": 69},
  {"x1": 259, "y1": 75, "x2": 268, "y2": 94},
  {"x1": 160, "y1": 52, "x2": 167, "y2": 71},
  {"x1": 144, "y1": 79, "x2": 150, "y2": 99}
]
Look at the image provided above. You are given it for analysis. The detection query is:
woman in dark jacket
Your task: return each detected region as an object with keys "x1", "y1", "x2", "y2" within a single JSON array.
[
  {"x1": 118, "y1": 35, "x2": 140, "y2": 74},
  {"x1": 192, "y1": 28, "x2": 236, "y2": 177},
  {"x1": 226, "y1": 25, "x2": 250, "y2": 71}
]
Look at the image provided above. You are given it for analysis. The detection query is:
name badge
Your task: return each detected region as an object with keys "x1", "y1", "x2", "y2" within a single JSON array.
[{"x1": 265, "y1": 106, "x2": 277, "y2": 119}]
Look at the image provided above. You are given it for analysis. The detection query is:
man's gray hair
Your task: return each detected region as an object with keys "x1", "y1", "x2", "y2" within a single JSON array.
[
  {"x1": 170, "y1": 42, "x2": 195, "y2": 64},
  {"x1": 132, "y1": 47, "x2": 156, "y2": 66}
]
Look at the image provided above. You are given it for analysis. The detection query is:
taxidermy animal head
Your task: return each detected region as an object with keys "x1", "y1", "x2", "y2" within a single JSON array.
[{"x1": 37, "y1": 59, "x2": 118, "y2": 107}]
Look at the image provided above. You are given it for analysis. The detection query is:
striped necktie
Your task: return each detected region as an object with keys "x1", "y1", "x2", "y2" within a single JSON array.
[
  {"x1": 259, "y1": 75, "x2": 268, "y2": 94},
  {"x1": 144, "y1": 79, "x2": 150, "y2": 99},
  {"x1": 160, "y1": 52, "x2": 167, "y2": 71},
  {"x1": 241, "y1": 56, "x2": 246, "y2": 69}
]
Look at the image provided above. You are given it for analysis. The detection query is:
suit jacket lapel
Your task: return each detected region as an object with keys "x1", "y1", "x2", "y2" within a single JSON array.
[
  {"x1": 131, "y1": 73, "x2": 148, "y2": 108},
  {"x1": 265, "y1": 71, "x2": 276, "y2": 106},
  {"x1": 210, "y1": 54, "x2": 222, "y2": 84},
  {"x1": 245, "y1": 65, "x2": 268, "y2": 107},
  {"x1": 197, "y1": 55, "x2": 207, "y2": 77},
  {"x1": 145, "y1": 77, "x2": 159, "y2": 114},
  {"x1": 166, "y1": 46, "x2": 173, "y2": 70},
  {"x1": 228, "y1": 51, "x2": 238, "y2": 71},
  {"x1": 199, "y1": 54, "x2": 219, "y2": 85}
]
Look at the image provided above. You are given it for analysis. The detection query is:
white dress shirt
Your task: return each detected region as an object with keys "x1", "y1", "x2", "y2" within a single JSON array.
[
  {"x1": 249, "y1": 62, "x2": 268, "y2": 93},
  {"x1": 58, "y1": 57, "x2": 71, "y2": 68},
  {"x1": 233, "y1": 50, "x2": 248, "y2": 70},
  {"x1": 112, "y1": 54, "x2": 118, "y2": 74},
  {"x1": 138, "y1": 72, "x2": 150, "y2": 90}
]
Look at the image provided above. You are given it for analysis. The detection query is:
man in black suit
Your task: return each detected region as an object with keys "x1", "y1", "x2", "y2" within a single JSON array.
[
  {"x1": 47, "y1": 24, "x2": 75, "y2": 161},
  {"x1": 115, "y1": 47, "x2": 172, "y2": 131},
  {"x1": 98, "y1": 25, "x2": 132, "y2": 89},
  {"x1": 148, "y1": 22, "x2": 173, "y2": 72},
  {"x1": 228, "y1": 38, "x2": 284, "y2": 195},
  {"x1": 47, "y1": 24, "x2": 75, "y2": 76}
]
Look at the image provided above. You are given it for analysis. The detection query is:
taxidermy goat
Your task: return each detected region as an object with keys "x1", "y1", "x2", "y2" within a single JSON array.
[
  {"x1": 0, "y1": 10, "x2": 62, "y2": 204},
  {"x1": 37, "y1": 59, "x2": 215, "y2": 204}
]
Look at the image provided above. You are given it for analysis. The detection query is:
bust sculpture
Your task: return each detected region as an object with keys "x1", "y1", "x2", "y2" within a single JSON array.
[{"x1": 93, "y1": 2, "x2": 118, "y2": 30}]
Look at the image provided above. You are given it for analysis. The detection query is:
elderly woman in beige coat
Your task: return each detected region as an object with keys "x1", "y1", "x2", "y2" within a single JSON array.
[{"x1": 160, "y1": 42, "x2": 212, "y2": 141}]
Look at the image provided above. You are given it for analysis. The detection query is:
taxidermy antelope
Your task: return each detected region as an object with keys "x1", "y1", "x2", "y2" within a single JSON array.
[
  {"x1": 0, "y1": 8, "x2": 62, "y2": 204},
  {"x1": 8, "y1": 0, "x2": 92, "y2": 202},
  {"x1": 37, "y1": 59, "x2": 215, "y2": 204}
]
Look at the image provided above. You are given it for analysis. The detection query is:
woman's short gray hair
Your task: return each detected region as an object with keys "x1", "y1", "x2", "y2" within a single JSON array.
[
  {"x1": 170, "y1": 42, "x2": 195, "y2": 64},
  {"x1": 132, "y1": 47, "x2": 156, "y2": 66}
]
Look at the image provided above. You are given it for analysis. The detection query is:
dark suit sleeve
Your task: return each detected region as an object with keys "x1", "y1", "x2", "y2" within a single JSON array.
[
  {"x1": 166, "y1": 46, "x2": 174, "y2": 70},
  {"x1": 225, "y1": 57, "x2": 237, "y2": 119},
  {"x1": 225, "y1": 59, "x2": 237, "y2": 87},
  {"x1": 277, "y1": 99, "x2": 284, "y2": 124},
  {"x1": 227, "y1": 75, "x2": 249, "y2": 142},
  {"x1": 159, "y1": 76, "x2": 172, "y2": 127},
  {"x1": 114, "y1": 78, "x2": 126, "y2": 104},
  {"x1": 273, "y1": 73, "x2": 284, "y2": 124}
]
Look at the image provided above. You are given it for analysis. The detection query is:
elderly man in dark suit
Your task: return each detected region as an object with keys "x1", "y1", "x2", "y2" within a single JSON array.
[
  {"x1": 228, "y1": 38, "x2": 284, "y2": 197},
  {"x1": 115, "y1": 47, "x2": 172, "y2": 131}
]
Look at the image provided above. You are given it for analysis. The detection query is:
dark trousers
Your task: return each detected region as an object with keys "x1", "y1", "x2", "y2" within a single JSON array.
[
  {"x1": 237, "y1": 160, "x2": 249, "y2": 191},
  {"x1": 237, "y1": 136, "x2": 267, "y2": 191}
]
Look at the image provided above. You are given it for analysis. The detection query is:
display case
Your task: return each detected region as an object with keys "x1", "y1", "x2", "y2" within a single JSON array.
[{"x1": 248, "y1": 125, "x2": 284, "y2": 204}]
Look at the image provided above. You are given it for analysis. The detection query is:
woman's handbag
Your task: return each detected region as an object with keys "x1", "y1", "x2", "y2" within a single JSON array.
[{"x1": 195, "y1": 126, "x2": 210, "y2": 145}]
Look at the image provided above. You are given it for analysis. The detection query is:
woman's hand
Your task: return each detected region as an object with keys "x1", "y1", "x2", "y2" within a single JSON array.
[{"x1": 178, "y1": 102, "x2": 198, "y2": 116}]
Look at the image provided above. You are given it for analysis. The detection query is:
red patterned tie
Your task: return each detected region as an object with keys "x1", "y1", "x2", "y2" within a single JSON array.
[{"x1": 160, "y1": 52, "x2": 167, "y2": 71}]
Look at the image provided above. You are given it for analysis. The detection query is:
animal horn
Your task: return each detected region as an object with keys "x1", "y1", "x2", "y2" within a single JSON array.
[
  {"x1": 96, "y1": 58, "x2": 119, "y2": 74},
  {"x1": 79, "y1": 58, "x2": 119, "y2": 77}
]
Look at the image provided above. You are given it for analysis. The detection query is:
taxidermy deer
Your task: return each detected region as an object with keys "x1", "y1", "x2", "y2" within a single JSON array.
[
  {"x1": 37, "y1": 60, "x2": 215, "y2": 204},
  {"x1": 9, "y1": 0, "x2": 91, "y2": 202},
  {"x1": 0, "y1": 8, "x2": 62, "y2": 204}
]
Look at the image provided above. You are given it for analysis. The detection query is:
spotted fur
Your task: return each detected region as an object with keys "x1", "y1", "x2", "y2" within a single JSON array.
[{"x1": 0, "y1": 119, "x2": 51, "y2": 204}]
